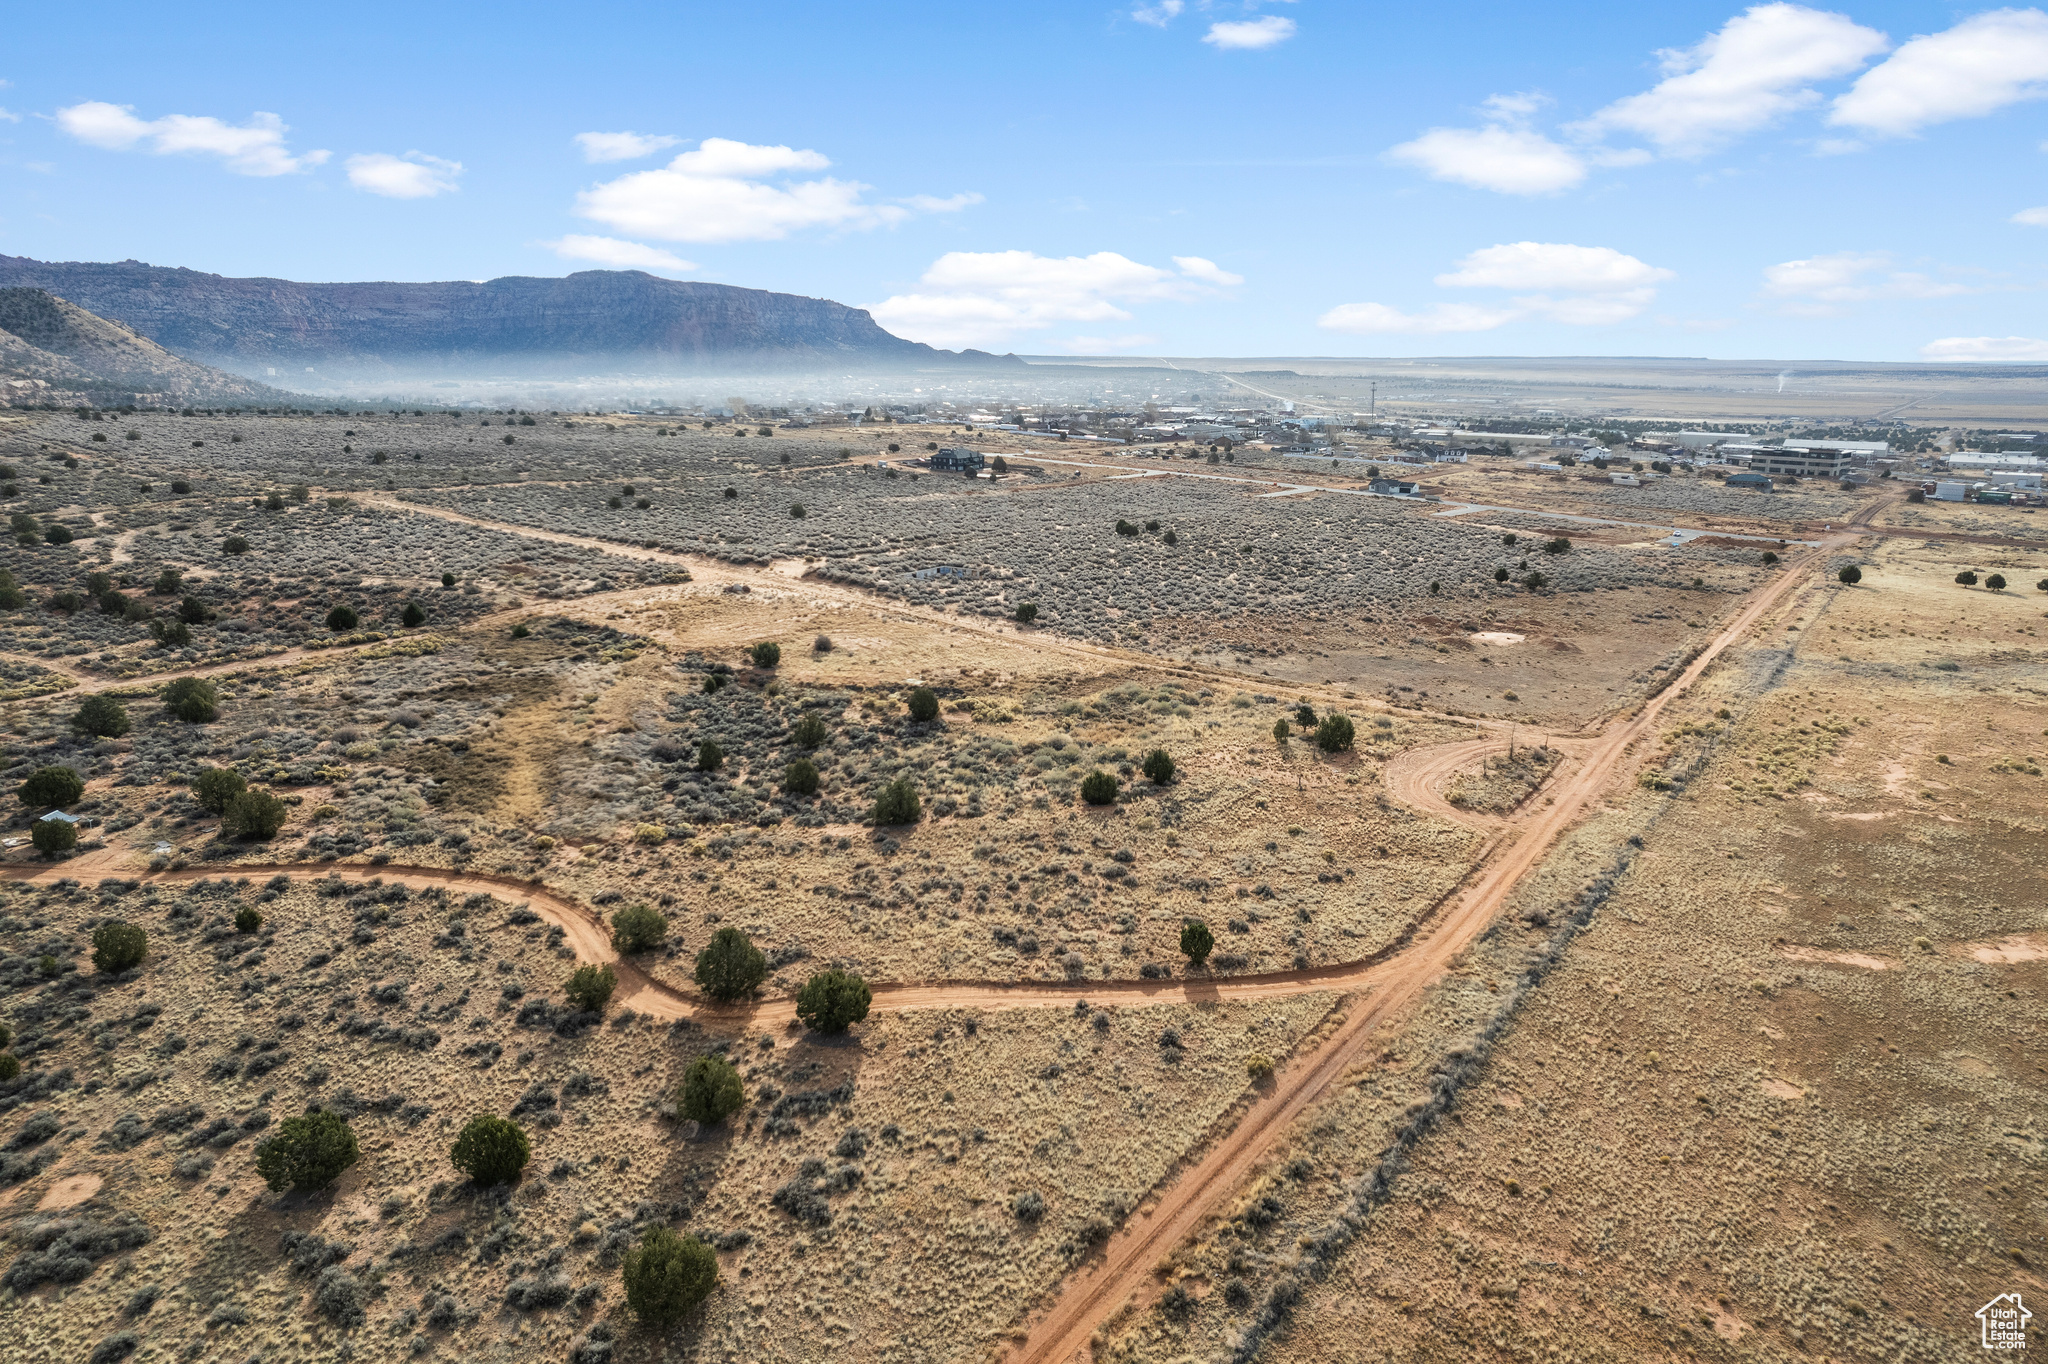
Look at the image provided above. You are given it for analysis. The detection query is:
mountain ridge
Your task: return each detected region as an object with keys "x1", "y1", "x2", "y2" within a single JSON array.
[
  {"x1": 0, "y1": 287, "x2": 292, "y2": 406},
  {"x1": 0, "y1": 257, "x2": 1013, "y2": 380}
]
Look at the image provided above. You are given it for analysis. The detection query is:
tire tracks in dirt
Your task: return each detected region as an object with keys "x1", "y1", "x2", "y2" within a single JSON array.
[{"x1": 999, "y1": 537, "x2": 1840, "y2": 1364}]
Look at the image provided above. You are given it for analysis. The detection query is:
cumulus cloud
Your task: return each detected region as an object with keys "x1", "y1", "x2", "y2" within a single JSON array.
[
  {"x1": 346, "y1": 152, "x2": 462, "y2": 198},
  {"x1": 1920, "y1": 335, "x2": 2048, "y2": 361},
  {"x1": 1321, "y1": 241, "x2": 1672, "y2": 334},
  {"x1": 1132, "y1": 0, "x2": 1183, "y2": 26},
  {"x1": 1434, "y1": 241, "x2": 1674, "y2": 292},
  {"x1": 1830, "y1": 8, "x2": 2048, "y2": 137},
  {"x1": 1204, "y1": 16, "x2": 1296, "y2": 50},
  {"x1": 1388, "y1": 92, "x2": 1589, "y2": 194},
  {"x1": 1387, "y1": 124, "x2": 1586, "y2": 195},
  {"x1": 901, "y1": 192, "x2": 984, "y2": 213},
  {"x1": 54, "y1": 101, "x2": 328, "y2": 175},
  {"x1": 1173, "y1": 255, "x2": 1245, "y2": 286},
  {"x1": 1759, "y1": 250, "x2": 1973, "y2": 312},
  {"x1": 545, "y1": 235, "x2": 696, "y2": 271},
  {"x1": 574, "y1": 137, "x2": 929, "y2": 243},
  {"x1": 2014, "y1": 206, "x2": 2048, "y2": 226},
  {"x1": 869, "y1": 250, "x2": 1239, "y2": 350},
  {"x1": 1570, "y1": 3, "x2": 1887, "y2": 156},
  {"x1": 574, "y1": 131, "x2": 682, "y2": 163}
]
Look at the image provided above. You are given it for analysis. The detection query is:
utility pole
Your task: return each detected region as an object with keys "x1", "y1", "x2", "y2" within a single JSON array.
[{"x1": 1370, "y1": 382, "x2": 1376, "y2": 421}]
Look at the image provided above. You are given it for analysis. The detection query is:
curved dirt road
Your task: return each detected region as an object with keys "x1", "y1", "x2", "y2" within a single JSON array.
[
  {"x1": 1001, "y1": 540, "x2": 1838, "y2": 1364},
  {"x1": 0, "y1": 856, "x2": 1455, "y2": 1027},
  {"x1": 1382, "y1": 737, "x2": 1509, "y2": 827}
]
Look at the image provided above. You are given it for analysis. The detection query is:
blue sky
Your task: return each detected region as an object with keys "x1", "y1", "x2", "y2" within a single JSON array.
[{"x1": 2, "y1": 0, "x2": 2046, "y2": 362}]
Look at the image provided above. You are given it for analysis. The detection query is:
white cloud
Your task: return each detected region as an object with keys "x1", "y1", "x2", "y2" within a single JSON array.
[
  {"x1": 1759, "y1": 250, "x2": 1972, "y2": 312},
  {"x1": 870, "y1": 250, "x2": 1237, "y2": 350},
  {"x1": 574, "y1": 137, "x2": 909, "y2": 243},
  {"x1": 346, "y1": 151, "x2": 462, "y2": 199},
  {"x1": 1132, "y1": 0, "x2": 1183, "y2": 27},
  {"x1": 1569, "y1": 4, "x2": 1888, "y2": 156},
  {"x1": 1203, "y1": 16, "x2": 1296, "y2": 50},
  {"x1": 1434, "y1": 241, "x2": 1673, "y2": 292},
  {"x1": 1387, "y1": 124, "x2": 1586, "y2": 195},
  {"x1": 1830, "y1": 8, "x2": 2048, "y2": 137},
  {"x1": 1388, "y1": 93, "x2": 1589, "y2": 194},
  {"x1": 1920, "y1": 335, "x2": 2048, "y2": 361},
  {"x1": 1318, "y1": 301, "x2": 1523, "y2": 334},
  {"x1": 574, "y1": 130, "x2": 682, "y2": 163},
  {"x1": 901, "y1": 192, "x2": 984, "y2": 213},
  {"x1": 1322, "y1": 240, "x2": 1672, "y2": 334},
  {"x1": 1172, "y1": 255, "x2": 1244, "y2": 286},
  {"x1": 0, "y1": 108, "x2": 20, "y2": 124},
  {"x1": 2014, "y1": 206, "x2": 2048, "y2": 226},
  {"x1": 54, "y1": 101, "x2": 328, "y2": 175},
  {"x1": 545, "y1": 235, "x2": 697, "y2": 272}
]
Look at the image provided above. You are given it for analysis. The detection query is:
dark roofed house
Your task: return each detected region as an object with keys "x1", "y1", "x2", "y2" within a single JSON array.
[
  {"x1": 1368, "y1": 477, "x2": 1420, "y2": 496},
  {"x1": 930, "y1": 446, "x2": 986, "y2": 473}
]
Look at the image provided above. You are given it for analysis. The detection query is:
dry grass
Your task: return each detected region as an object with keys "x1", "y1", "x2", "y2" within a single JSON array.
[{"x1": 1085, "y1": 538, "x2": 2048, "y2": 1363}]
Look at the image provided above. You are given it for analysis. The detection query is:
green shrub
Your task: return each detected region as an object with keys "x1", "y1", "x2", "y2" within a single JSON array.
[
  {"x1": 152, "y1": 566, "x2": 182, "y2": 595},
  {"x1": 223, "y1": 535, "x2": 252, "y2": 555},
  {"x1": 871, "y1": 776, "x2": 921, "y2": 826},
  {"x1": 1180, "y1": 918, "x2": 1214, "y2": 966},
  {"x1": 676, "y1": 1054, "x2": 745, "y2": 1125},
  {"x1": 254, "y1": 1110, "x2": 359, "y2": 1192},
  {"x1": 1079, "y1": 770, "x2": 1119, "y2": 805},
  {"x1": 325, "y1": 603, "x2": 359, "y2": 631},
  {"x1": 1293, "y1": 703, "x2": 1316, "y2": 729},
  {"x1": 162, "y1": 676, "x2": 218, "y2": 722},
  {"x1": 441, "y1": 572, "x2": 457, "y2": 587},
  {"x1": 1315, "y1": 714, "x2": 1356, "y2": 753},
  {"x1": 1838, "y1": 564, "x2": 1862, "y2": 584},
  {"x1": 1272, "y1": 717, "x2": 1290, "y2": 744},
  {"x1": 511, "y1": 623, "x2": 530, "y2": 638},
  {"x1": 150, "y1": 618, "x2": 191, "y2": 648},
  {"x1": 795, "y1": 969, "x2": 872, "y2": 1034},
  {"x1": 72, "y1": 694, "x2": 130, "y2": 738},
  {"x1": 31, "y1": 819, "x2": 76, "y2": 856},
  {"x1": 0, "y1": 1054, "x2": 18, "y2": 1081},
  {"x1": 1013, "y1": 603, "x2": 1038, "y2": 624},
  {"x1": 223, "y1": 789, "x2": 288, "y2": 840},
  {"x1": 177, "y1": 596, "x2": 211, "y2": 625},
  {"x1": 450, "y1": 1115, "x2": 530, "y2": 1185},
  {"x1": 701, "y1": 673, "x2": 726, "y2": 694},
  {"x1": 783, "y1": 757, "x2": 820, "y2": 795},
  {"x1": 611, "y1": 902, "x2": 667, "y2": 954},
  {"x1": 793, "y1": 713, "x2": 828, "y2": 749},
  {"x1": 17, "y1": 765, "x2": 83, "y2": 809},
  {"x1": 92, "y1": 920, "x2": 147, "y2": 973},
  {"x1": 907, "y1": 686, "x2": 940, "y2": 722},
  {"x1": 565, "y1": 964, "x2": 617, "y2": 1012},
  {"x1": 235, "y1": 905, "x2": 263, "y2": 934},
  {"x1": 1956, "y1": 570, "x2": 1978, "y2": 586},
  {"x1": 750, "y1": 640, "x2": 781, "y2": 667},
  {"x1": 191, "y1": 767, "x2": 247, "y2": 814},
  {"x1": 401, "y1": 601, "x2": 426, "y2": 628},
  {"x1": 1987, "y1": 573, "x2": 2007, "y2": 591},
  {"x1": 1141, "y1": 748, "x2": 1175, "y2": 784},
  {"x1": 622, "y1": 1225, "x2": 718, "y2": 1328},
  {"x1": 696, "y1": 740, "x2": 724, "y2": 772},
  {"x1": 694, "y1": 927, "x2": 766, "y2": 1002}
]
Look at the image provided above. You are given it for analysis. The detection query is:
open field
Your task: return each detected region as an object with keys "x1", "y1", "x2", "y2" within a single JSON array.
[{"x1": 0, "y1": 408, "x2": 2037, "y2": 1363}]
